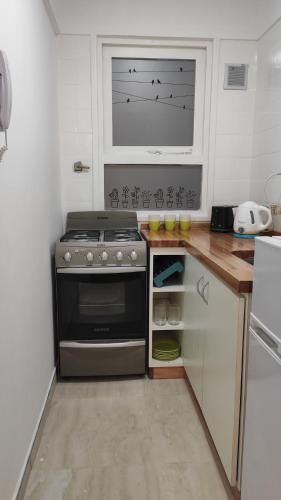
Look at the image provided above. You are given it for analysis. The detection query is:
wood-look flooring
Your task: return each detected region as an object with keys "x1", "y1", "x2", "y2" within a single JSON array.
[{"x1": 23, "y1": 378, "x2": 232, "y2": 500}]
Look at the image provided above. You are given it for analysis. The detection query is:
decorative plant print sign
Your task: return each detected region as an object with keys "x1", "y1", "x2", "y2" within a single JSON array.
[{"x1": 105, "y1": 164, "x2": 202, "y2": 211}]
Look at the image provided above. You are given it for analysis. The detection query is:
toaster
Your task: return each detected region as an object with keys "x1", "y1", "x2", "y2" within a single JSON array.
[{"x1": 210, "y1": 205, "x2": 235, "y2": 233}]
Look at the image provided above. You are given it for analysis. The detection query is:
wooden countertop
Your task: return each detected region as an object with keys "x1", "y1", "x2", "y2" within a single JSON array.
[{"x1": 141, "y1": 225, "x2": 256, "y2": 293}]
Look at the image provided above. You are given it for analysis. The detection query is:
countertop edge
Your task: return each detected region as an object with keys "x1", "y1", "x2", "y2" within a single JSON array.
[{"x1": 141, "y1": 229, "x2": 253, "y2": 294}]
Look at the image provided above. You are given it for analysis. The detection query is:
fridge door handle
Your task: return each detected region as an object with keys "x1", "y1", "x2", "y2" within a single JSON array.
[
  {"x1": 249, "y1": 327, "x2": 281, "y2": 361},
  {"x1": 251, "y1": 313, "x2": 281, "y2": 353}
]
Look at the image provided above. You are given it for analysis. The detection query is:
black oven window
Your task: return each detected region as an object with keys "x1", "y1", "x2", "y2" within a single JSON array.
[
  {"x1": 78, "y1": 282, "x2": 126, "y2": 317},
  {"x1": 57, "y1": 271, "x2": 147, "y2": 341}
]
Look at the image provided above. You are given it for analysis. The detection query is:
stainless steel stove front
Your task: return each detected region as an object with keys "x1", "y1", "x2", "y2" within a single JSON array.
[
  {"x1": 55, "y1": 241, "x2": 146, "y2": 268},
  {"x1": 56, "y1": 265, "x2": 147, "y2": 377}
]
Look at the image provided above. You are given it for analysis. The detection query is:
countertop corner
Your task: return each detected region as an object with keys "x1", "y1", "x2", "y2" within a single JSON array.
[{"x1": 141, "y1": 226, "x2": 255, "y2": 293}]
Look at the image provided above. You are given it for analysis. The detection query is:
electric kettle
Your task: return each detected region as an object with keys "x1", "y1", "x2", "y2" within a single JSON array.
[{"x1": 234, "y1": 201, "x2": 272, "y2": 235}]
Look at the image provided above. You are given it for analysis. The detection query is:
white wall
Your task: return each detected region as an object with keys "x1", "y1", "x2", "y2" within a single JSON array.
[
  {"x1": 213, "y1": 40, "x2": 257, "y2": 205},
  {"x1": 0, "y1": 1, "x2": 62, "y2": 499},
  {"x1": 57, "y1": 35, "x2": 257, "y2": 214},
  {"x1": 51, "y1": 0, "x2": 258, "y2": 39},
  {"x1": 250, "y1": 17, "x2": 281, "y2": 205},
  {"x1": 256, "y1": 0, "x2": 281, "y2": 37},
  {"x1": 58, "y1": 35, "x2": 93, "y2": 217}
]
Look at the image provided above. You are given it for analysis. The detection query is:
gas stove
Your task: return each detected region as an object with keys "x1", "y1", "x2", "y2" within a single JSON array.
[
  {"x1": 55, "y1": 211, "x2": 147, "y2": 378},
  {"x1": 56, "y1": 211, "x2": 146, "y2": 268}
]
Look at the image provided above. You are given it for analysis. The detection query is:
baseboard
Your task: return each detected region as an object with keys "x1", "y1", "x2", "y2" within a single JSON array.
[
  {"x1": 148, "y1": 366, "x2": 187, "y2": 379},
  {"x1": 13, "y1": 367, "x2": 57, "y2": 500}
]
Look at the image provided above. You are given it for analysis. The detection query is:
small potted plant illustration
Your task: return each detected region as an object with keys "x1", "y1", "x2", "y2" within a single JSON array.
[
  {"x1": 176, "y1": 186, "x2": 185, "y2": 209},
  {"x1": 166, "y1": 186, "x2": 174, "y2": 208},
  {"x1": 109, "y1": 188, "x2": 119, "y2": 209},
  {"x1": 131, "y1": 186, "x2": 140, "y2": 209},
  {"x1": 122, "y1": 185, "x2": 130, "y2": 209},
  {"x1": 186, "y1": 189, "x2": 196, "y2": 209},
  {"x1": 141, "y1": 190, "x2": 151, "y2": 209},
  {"x1": 154, "y1": 188, "x2": 164, "y2": 209}
]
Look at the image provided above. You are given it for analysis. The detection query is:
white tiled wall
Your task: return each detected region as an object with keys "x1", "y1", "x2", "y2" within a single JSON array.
[
  {"x1": 250, "y1": 18, "x2": 281, "y2": 204},
  {"x1": 213, "y1": 40, "x2": 257, "y2": 205},
  {"x1": 58, "y1": 35, "x2": 257, "y2": 216},
  {"x1": 57, "y1": 35, "x2": 93, "y2": 217}
]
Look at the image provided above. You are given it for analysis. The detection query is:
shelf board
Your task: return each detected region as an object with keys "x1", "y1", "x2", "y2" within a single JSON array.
[
  {"x1": 152, "y1": 321, "x2": 184, "y2": 331},
  {"x1": 149, "y1": 356, "x2": 183, "y2": 368},
  {"x1": 152, "y1": 285, "x2": 185, "y2": 293}
]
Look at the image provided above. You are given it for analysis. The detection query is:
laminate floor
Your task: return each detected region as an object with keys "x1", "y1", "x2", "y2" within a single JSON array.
[{"x1": 23, "y1": 378, "x2": 231, "y2": 500}]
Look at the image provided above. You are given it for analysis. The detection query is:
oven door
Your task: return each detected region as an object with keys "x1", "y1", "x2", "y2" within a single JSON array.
[{"x1": 56, "y1": 267, "x2": 147, "y2": 342}]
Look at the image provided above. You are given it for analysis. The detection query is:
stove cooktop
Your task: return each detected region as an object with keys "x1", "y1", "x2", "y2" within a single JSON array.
[
  {"x1": 60, "y1": 229, "x2": 142, "y2": 244},
  {"x1": 104, "y1": 230, "x2": 141, "y2": 243},
  {"x1": 60, "y1": 230, "x2": 100, "y2": 243},
  {"x1": 56, "y1": 211, "x2": 146, "y2": 268}
]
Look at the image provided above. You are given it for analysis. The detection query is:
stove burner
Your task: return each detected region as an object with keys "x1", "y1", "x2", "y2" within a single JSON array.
[
  {"x1": 104, "y1": 230, "x2": 141, "y2": 243},
  {"x1": 60, "y1": 230, "x2": 100, "y2": 243}
]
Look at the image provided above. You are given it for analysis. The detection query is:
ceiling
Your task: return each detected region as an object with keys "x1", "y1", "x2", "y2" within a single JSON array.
[{"x1": 47, "y1": 0, "x2": 281, "y2": 39}]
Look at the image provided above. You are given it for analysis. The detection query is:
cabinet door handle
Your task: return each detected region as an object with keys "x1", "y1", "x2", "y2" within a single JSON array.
[
  {"x1": 196, "y1": 275, "x2": 204, "y2": 296},
  {"x1": 201, "y1": 281, "x2": 209, "y2": 305}
]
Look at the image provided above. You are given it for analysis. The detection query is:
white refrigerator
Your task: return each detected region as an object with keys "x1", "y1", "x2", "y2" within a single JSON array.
[{"x1": 241, "y1": 236, "x2": 281, "y2": 500}]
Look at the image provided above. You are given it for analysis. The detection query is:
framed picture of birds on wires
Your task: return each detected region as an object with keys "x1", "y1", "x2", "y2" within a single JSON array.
[{"x1": 111, "y1": 58, "x2": 196, "y2": 146}]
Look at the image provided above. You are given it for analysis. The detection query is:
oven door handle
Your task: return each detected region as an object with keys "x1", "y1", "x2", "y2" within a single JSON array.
[
  {"x1": 60, "y1": 340, "x2": 145, "y2": 349},
  {"x1": 57, "y1": 267, "x2": 146, "y2": 274}
]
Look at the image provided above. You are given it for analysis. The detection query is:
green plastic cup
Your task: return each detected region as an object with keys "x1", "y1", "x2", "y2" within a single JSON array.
[
  {"x1": 149, "y1": 215, "x2": 160, "y2": 231},
  {"x1": 164, "y1": 214, "x2": 176, "y2": 231},
  {"x1": 179, "y1": 214, "x2": 191, "y2": 231}
]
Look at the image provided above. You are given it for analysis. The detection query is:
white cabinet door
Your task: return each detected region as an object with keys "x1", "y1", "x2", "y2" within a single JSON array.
[
  {"x1": 202, "y1": 269, "x2": 245, "y2": 485},
  {"x1": 182, "y1": 254, "x2": 208, "y2": 405}
]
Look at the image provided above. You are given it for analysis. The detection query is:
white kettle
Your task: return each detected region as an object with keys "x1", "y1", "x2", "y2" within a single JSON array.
[{"x1": 234, "y1": 201, "x2": 272, "y2": 235}]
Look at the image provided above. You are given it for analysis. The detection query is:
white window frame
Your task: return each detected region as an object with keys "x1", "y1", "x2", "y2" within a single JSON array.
[{"x1": 95, "y1": 37, "x2": 213, "y2": 220}]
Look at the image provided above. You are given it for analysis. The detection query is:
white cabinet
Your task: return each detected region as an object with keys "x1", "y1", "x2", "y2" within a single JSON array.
[
  {"x1": 182, "y1": 255, "x2": 208, "y2": 404},
  {"x1": 182, "y1": 253, "x2": 245, "y2": 486},
  {"x1": 202, "y1": 268, "x2": 245, "y2": 485}
]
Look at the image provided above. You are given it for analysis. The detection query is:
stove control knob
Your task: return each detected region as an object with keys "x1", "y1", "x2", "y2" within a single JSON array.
[
  {"x1": 130, "y1": 250, "x2": 138, "y2": 261},
  {"x1": 64, "y1": 251, "x2": 72, "y2": 263},
  {"x1": 116, "y1": 251, "x2": 123, "y2": 261},
  {"x1": 101, "y1": 251, "x2": 108, "y2": 262},
  {"x1": 86, "y1": 251, "x2": 94, "y2": 263}
]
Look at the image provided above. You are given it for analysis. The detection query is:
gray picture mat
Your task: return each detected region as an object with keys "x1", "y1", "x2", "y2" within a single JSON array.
[
  {"x1": 104, "y1": 164, "x2": 202, "y2": 211},
  {"x1": 112, "y1": 58, "x2": 195, "y2": 146}
]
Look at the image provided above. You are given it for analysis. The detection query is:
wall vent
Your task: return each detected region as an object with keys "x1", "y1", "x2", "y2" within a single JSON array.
[{"x1": 224, "y1": 64, "x2": 248, "y2": 90}]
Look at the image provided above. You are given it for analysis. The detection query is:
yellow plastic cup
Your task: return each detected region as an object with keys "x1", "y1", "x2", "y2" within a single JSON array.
[
  {"x1": 149, "y1": 215, "x2": 160, "y2": 231},
  {"x1": 179, "y1": 214, "x2": 191, "y2": 231},
  {"x1": 164, "y1": 214, "x2": 176, "y2": 232}
]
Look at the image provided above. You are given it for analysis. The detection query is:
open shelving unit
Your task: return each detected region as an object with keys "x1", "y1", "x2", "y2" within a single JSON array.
[
  {"x1": 149, "y1": 248, "x2": 186, "y2": 375},
  {"x1": 151, "y1": 321, "x2": 185, "y2": 331},
  {"x1": 149, "y1": 356, "x2": 184, "y2": 368},
  {"x1": 152, "y1": 285, "x2": 185, "y2": 293}
]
